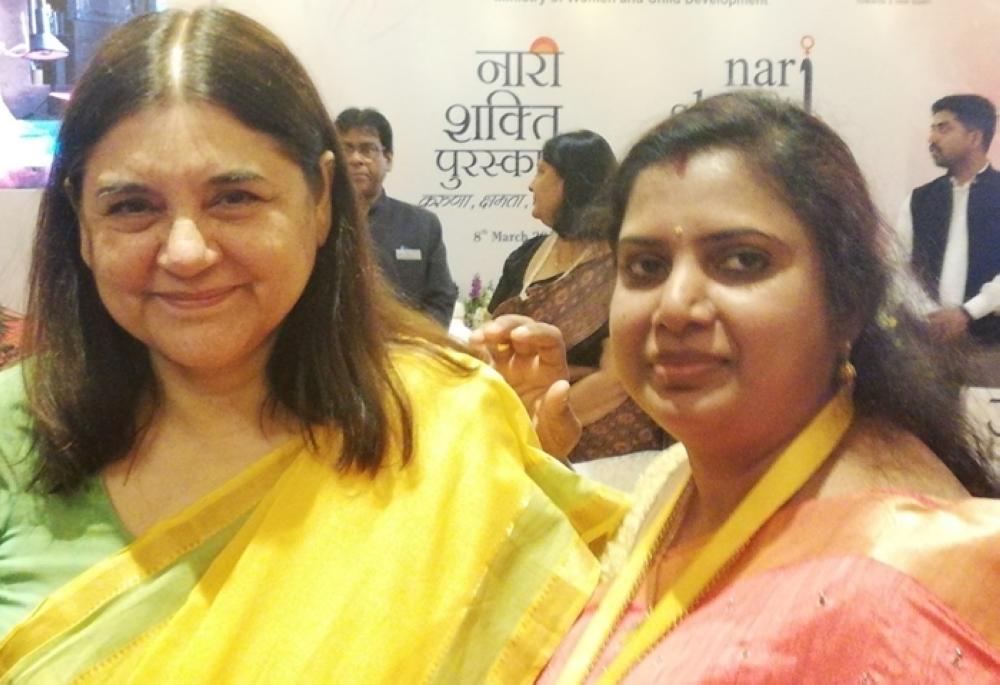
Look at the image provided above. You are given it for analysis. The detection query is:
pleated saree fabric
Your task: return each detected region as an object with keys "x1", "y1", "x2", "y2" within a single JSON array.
[{"x1": 0, "y1": 351, "x2": 628, "y2": 684}]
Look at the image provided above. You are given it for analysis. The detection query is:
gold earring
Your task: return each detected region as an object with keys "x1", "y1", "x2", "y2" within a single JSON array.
[
  {"x1": 673, "y1": 225, "x2": 684, "y2": 239},
  {"x1": 838, "y1": 342, "x2": 856, "y2": 387}
]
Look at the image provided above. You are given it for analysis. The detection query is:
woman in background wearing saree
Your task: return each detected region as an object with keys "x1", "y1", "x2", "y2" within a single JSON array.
[
  {"x1": 489, "y1": 131, "x2": 668, "y2": 462},
  {"x1": 478, "y1": 93, "x2": 1000, "y2": 683},
  {"x1": 0, "y1": 307, "x2": 20, "y2": 370},
  {"x1": 0, "y1": 9, "x2": 625, "y2": 684}
]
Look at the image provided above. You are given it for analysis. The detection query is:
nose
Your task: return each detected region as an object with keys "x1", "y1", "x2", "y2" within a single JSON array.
[
  {"x1": 652, "y1": 257, "x2": 715, "y2": 333},
  {"x1": 157, "y1": 216, "x2": 220, "y2": 276}
]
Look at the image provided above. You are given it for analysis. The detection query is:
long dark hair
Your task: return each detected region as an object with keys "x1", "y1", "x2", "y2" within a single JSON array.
[
  {"x1": 24, "y1": 8, "x2": 461, "y2": 493},
  {"x1": 543, "y1": 130, "x2": 617, "y2": 240},
  {"x1": 609, "y1": 92, "x2": 998, "y2": 497}
]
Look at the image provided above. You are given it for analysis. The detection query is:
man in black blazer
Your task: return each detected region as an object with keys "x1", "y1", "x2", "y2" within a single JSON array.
[
  {"x1": 898, "y1": 94, "x2": 1000, "y2": 385},
  {"x1": 335, "y1": 108, "x2": 458, "y2": 327}
]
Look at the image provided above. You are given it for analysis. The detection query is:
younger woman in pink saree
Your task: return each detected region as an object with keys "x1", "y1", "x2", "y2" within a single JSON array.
[{"x1": 477, "y1": 93, "x2": 1000, "y2": 684}]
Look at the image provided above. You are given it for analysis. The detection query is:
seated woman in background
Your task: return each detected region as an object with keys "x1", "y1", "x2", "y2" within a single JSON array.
[
  {"x1": 478, "y1": 93, "x2": 1000, "y2": 683},
  {"x1": 0, "y1": 9, "x2": 626, "y2": 683},
  {"x1": 490, "y1": 131, "x2": 669, "y2": 462}
]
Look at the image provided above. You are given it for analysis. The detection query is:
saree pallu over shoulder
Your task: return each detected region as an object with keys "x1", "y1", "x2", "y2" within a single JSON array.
[
  {"x1": 611, "y1": 491, "x2": 1000, "y2": 683},
  {"x1": 0, "y1": 349, "x2": 628, "y2": 684},
  {"x1": 0, "y1": 437, "x2": 300, "y2": 685},
  {"x1": 544, "y1": 443, "x2": 1000, "y2": 684}
]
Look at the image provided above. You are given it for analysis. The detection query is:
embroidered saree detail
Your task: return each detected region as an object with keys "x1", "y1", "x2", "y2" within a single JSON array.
[
  {"x1": 0, "y1": 352, "x2": 628, "y2": 684},
  {"x1": 492, "y1": 254, "x2": 614, "y2": 351}
]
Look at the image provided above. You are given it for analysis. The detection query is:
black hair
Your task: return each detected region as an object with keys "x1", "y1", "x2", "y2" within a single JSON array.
[
  {"x1": 542, "y1": 130, "x2": 617, "y2": 240},
  {"x1": 334, "y1": 107, "x2": 394, "y2": 154},
  {"x1": 933, "y1": 94, "x2": 997, "y2": 150}
]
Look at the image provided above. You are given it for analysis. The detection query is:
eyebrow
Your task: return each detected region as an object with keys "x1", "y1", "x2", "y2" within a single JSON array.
[
  {"x1": 619, "y1": 227, "x2": 775, "y2": 247},
  {"x1": 95, "y1": 182, "x2": 151, "y2": 198},
  {"x1": 208, "y1": 170, "x2": 266, "y2": 185},
  {"x1": 698, "y1": 227, "x2": 775, "y2": 244},
  {"x1": 94, "y1": 170, "x2": 266, "y2": 198}
]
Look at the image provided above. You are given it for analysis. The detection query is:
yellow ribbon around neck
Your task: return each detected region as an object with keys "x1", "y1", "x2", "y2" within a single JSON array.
[{"x1": 556, "y1": 387, "x2": 855, "y2": 685}]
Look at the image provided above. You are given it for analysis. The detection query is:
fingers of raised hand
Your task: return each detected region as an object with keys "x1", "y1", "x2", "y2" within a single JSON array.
[
  {"x1": 535, "y1": 379, "x2": 582, "y2": 460},
  {"x1": 472, "y1": 315, "x2": 567, "y2": 370}
]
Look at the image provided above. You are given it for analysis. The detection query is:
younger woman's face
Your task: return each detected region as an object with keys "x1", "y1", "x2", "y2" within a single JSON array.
[{"x1": 609, "y1": 148, "x2": 841, "y2": 460}]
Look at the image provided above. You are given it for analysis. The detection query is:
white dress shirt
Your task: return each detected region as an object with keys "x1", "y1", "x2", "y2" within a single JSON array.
[{"x1": 895, "y1": 165, "x2": 1000, "y2": 319}]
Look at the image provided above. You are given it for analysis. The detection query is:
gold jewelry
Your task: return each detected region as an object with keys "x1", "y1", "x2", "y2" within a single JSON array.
[
  {"x1": 644, "y1": 483, "x2": 694, "y2": 609},
  {"x1": 839, "y1": 359, "x2": 857, "y2": 386},
  {"x1": 672, "y1": 224, "x2": 684, "y2": 238},
  {"x1": 838, "y1": 342, "x2": 856, "y2": 387}
]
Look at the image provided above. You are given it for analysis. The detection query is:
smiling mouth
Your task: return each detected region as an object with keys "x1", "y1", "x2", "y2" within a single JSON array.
[
  {"x1": 156, "y1": 287, "x2": 237, "y2": 310},
  {"x1": 650, "y1": 353, "x2": 727, "y2": 387}
]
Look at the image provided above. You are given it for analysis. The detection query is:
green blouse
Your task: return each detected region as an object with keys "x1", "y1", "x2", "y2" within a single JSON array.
[{"x1": 0, "y1": 365, "x2": 132, "y2": 637}]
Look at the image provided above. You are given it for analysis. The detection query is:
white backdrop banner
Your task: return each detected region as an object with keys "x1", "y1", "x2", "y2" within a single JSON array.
[
  {"x1": 3, "y1": 0, "x2": 1000, "y2": 313},
  {"x1": 158, "y1": 0, "x2": 999, "y2": 306}
]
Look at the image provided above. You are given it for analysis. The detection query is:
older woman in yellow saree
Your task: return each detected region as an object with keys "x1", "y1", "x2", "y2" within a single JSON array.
[{"x1": 0, "y1": 9, "x2": 625, "y2": 684}]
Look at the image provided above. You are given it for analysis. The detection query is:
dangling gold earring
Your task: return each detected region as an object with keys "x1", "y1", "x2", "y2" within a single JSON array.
[{"x1": 838, "y1": 342, "x2": 856, "y2": 387}]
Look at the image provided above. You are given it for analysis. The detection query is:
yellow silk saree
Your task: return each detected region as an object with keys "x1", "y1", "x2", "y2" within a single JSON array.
[{"x1": 0, "y1": 351, "x2": 627, "y2": 684}]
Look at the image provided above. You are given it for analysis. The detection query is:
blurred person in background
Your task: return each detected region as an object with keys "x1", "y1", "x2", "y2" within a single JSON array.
[{"x1": 490, "y1": 130, "x2": 669, "y2": 463}]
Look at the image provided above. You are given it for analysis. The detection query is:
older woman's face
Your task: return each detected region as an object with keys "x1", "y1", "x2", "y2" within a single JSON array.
[
  {"x1": 77, "y1": 102, "x2": 332, "y2": 377},
  {"x1": 529, "y1": 160, "x2": 564, "y2": 228},
  {"x1": 609, "y1": 149, "x2": 840, "y2": 460}
]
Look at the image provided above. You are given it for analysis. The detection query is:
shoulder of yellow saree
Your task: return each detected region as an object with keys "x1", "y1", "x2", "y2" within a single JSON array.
[
  {"x1": 22, "y1": 346, "x2": 624, "y2": 684},
  {"x1": 416, "y1": 350, "x2": 631, "y2": 552},
  {"x1": 386, "y1": 346, "x2": 630, "y2": 551}
]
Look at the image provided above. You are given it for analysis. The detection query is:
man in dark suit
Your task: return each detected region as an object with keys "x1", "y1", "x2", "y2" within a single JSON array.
[
  {"x1": 335, "y1": 108, "x2": 458, "y2": 327},
  {"x1": 898, "y1": 94, "x2": 1000, "y2": 385}
]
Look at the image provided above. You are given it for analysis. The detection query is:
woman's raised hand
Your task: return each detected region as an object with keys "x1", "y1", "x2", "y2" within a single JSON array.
[{"x1": 470, "y1": 315, "x2": 582, "y2": 460}]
